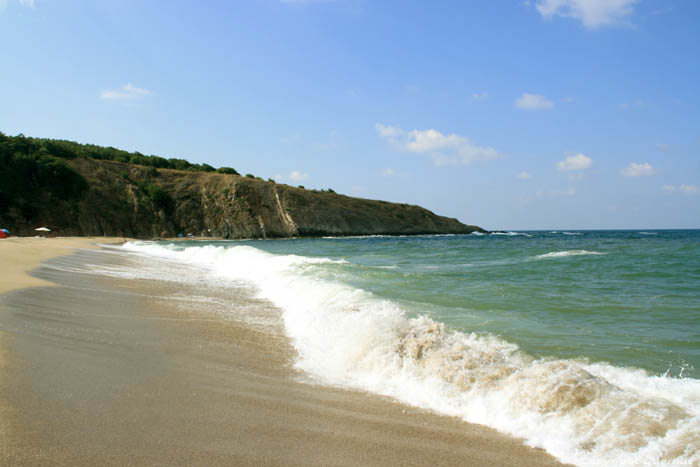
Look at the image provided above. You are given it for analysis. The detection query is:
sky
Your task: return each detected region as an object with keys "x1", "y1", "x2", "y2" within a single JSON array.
[{"x1": 1, "y1": 0, "x2": 699, "y2": 230}]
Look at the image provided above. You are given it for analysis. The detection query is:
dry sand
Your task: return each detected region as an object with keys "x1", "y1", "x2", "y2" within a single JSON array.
[
  {"x1": 0, "y1": 236, "x2": 127, "y2": 294},
  {"x1": 0, "y1": 238, "x2": 567, "y2": 466}
]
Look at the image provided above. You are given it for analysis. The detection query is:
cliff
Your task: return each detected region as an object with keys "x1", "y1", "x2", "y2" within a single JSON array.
[{"x1": 0, "y1": 134, "x2": 485, "y2": 238}]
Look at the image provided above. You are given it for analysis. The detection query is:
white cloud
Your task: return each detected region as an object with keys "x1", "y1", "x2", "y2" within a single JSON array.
[
  {"x1": 376, "y1": 124, "x2": 499, "y2": 166},
  {"x1": 535, "y1": 0, "x2": 638, "y2": 28},
  {"x1": 472, "y1": 92, "x2": 488, "y2": 100},
  {"x1": 515, "y1": 93, "x2": 554, "y2": 110},
  {"x1": 662, "y1": 184, "x2": 699, "y2": 195},
  {"x1": 568, "y1": 172, "x2": 585, "y2": 181},
  {"x1": 380, "y1": 168, "x2": 397, "y2": 177},
  {"x1": 517, "y1": 171, "x2": 533, "y2": 180},
  {"x1": 375, "y1": 123, "x2": 402, "y2": 139},
  {"x1": 556, "y1": 153, "x2": 592, "y2": 171},
  {"x1": 621, "y1": 162, "x2": 656, "y2": 177},
  {"x1": 1, "y1": 0, "x2": 35, "y2": 11},
  {"x1": 680, "y1": 184, "x2": 699, "y2": 195},
  {"x1": 100, "y1": 83, "x2": 151, "y2": 101},
  {"x1": 559, "y1": 187, "x2": 576, "y2": 196},
  {"x1": 274, "y1": 171, "x2": 309, "y2": 183},
  {"x1": 289, "y1": 171, "x2": 308, "y2": 181}
]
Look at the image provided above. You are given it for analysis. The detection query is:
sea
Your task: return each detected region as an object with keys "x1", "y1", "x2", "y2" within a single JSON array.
[{"x1": 81, "y1": 230, "x2": 699, "y2": 465}]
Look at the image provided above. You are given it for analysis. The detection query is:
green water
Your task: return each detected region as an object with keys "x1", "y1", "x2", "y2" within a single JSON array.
[{"x1": 226, "y1": 230, "x2": 700, "y2": 379}]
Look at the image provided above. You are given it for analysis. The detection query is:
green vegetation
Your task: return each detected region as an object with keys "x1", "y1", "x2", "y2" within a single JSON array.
[
  {"x1": 217, "y1": 167, "x2": 239, "y2": 175},
  {"x1": 0, "y1": 133, "x2": 88, "y2": 214},
  {"x1": 118, "y1": 171, "x2": 173, "y2": 214},
  {"x1": 245, "y1": 173, "x2": 256, "y2": 179},
  {"x1": 142, "y1": 182, "x2": 173, "y2": 214},
  {"x1": 0, "y1": 132, "x2": 238, "y2": 174}
]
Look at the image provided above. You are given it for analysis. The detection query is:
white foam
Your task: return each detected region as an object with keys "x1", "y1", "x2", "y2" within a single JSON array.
[
  {"x1": 533, "y1": 250, "x2": 606, "y2": 260},
  {"x1": 563, "y1": 232, "x2": 582, "y2": 236},
  {"x1": 491, "y1": 231, "x2": 533, "y2": 237},
  {"x1": 119, "y1": 241, "x2": 700, "y2": 466}
]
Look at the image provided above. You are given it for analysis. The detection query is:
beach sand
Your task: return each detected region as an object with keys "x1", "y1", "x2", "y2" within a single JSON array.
[{"x1": 0, "y1": 238, "x2": 566, "y2": 466}]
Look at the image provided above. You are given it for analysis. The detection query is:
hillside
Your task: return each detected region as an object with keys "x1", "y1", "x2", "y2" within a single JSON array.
[{"x1": 0, "y1": 133, "x2": 486, "y2": 238}]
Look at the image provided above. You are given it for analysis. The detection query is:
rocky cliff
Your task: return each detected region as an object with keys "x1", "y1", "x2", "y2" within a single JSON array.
[{"x1": 0, "y1": 134, "x2": 486, "y2": 238}]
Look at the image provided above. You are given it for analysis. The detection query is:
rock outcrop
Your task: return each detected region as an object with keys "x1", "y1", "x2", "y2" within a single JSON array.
[{"x1": 2, "y1": 156, "x2": 486, "y2": 238}]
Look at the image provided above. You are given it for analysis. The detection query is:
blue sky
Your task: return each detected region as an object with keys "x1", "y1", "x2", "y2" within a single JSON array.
[{"x1": 1, "y1": 0, "x2": 698, "y2": 229}]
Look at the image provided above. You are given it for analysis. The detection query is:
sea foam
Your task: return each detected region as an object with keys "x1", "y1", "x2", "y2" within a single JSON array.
[
  {"x1": 121, "y1": 242, "x2": 700, "y2": 466},
  {"x1": 491, "y1": 231, "x2": 533, "y2": 237},
  {"x1": 533, "y1": 250, "x2": 606, "y2": 260}
]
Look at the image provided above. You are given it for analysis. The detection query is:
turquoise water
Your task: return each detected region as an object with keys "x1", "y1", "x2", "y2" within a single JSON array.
[{"x1": 223, "y1": 230, "x2": 700, "y2": 379}]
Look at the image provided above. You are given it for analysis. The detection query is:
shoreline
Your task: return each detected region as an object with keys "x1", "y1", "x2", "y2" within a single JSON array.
[{"x1": 0, "y1": 239, "x2": 566, "y2": 466}]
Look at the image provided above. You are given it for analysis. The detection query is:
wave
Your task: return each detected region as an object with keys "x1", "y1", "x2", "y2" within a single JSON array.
[
  {"x1": 533, "y1": 250, "x2": 606, "y2": 260},
  {"x1": 491, "y1": 231, "x2": 533, "y2": 237},
  {"x1": 640, "y1": 232, "x2": 658, "y2": 235},
  {"x1": 563, "y1": 232, "x2": 582, "y2": 236},
  {"x1": 322, "y1": 234, "x2": 459, "y2": 240},
  {"x1": 120, "y1": 242, "x2": 699, "y2": 466}
]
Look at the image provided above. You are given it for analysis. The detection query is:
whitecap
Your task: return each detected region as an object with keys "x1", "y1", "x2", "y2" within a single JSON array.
[{"x1": 533, "y1": 250, "x2": 606, "y2": 260}]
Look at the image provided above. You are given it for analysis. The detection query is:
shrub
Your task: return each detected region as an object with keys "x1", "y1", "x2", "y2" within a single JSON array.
[{"x1": 217, "y1": 167, "x2": 239, "y2": 175}]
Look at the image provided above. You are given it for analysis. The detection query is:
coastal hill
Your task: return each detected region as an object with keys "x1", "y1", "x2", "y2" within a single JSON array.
[{"x1": 0, "y1": 133, "x2": 486, "y2": 238}]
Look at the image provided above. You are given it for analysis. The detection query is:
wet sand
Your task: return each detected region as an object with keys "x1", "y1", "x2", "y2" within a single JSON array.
[{"x1": 0, "y1": 240, "x2": 566, "y2": 466}]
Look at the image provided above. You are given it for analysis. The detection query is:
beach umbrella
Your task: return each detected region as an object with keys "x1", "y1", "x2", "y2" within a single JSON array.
[
  {"x1": 35, "y1": 227, "x2": 51, "y2": 232},
  {"x1": 0, "y1": 228, "x2": 9, "y2": 234},
  {"x1": 0, "y1": 231, "x2": 6, "y2": 239}
]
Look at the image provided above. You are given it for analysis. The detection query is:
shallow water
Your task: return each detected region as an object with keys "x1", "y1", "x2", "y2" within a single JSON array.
[{"x1": 112, "y1": 231, "x2": 699, "y2": 465}]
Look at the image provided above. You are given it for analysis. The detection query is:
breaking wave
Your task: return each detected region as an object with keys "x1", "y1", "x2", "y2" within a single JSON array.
[
  {"x1": 533, "y1": 250, "x2": 606, "y2": 260},
  {"x1": 121, "y1": 241, "x2": 699, "y2": 466},
  {"x1": 491, "y1": 231, "x2": 533, "y2": 237}
]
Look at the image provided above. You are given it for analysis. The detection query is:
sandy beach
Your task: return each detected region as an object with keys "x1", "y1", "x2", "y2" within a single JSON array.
[
  {"x1": 0, "y1": 238, "x2": 565, "y2": 466},
  {"x1": 0, "y1": 236, "x2": 128, "y2": 294}
]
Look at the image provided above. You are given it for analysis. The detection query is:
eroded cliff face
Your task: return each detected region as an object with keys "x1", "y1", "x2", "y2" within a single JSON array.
[{"x1": 6, "y1": 158, "x2": 485, "y2": 238}]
